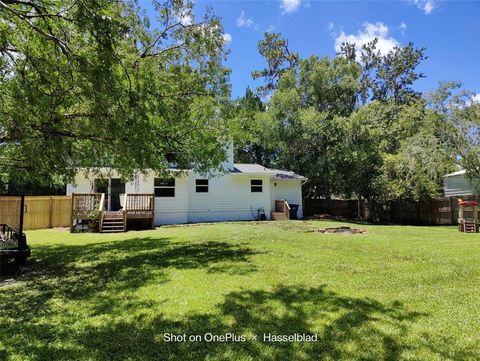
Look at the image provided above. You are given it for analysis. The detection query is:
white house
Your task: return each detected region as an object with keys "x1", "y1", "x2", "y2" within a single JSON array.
[
  {"x1": 66, "y1": 143, "x2": 306, "y2": 227},
  {"x1": 444, "y1": 169, "x2": 477, "y2": 197}
]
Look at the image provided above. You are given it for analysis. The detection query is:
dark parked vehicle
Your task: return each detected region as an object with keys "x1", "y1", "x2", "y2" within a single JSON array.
[{"x1": 0, "y1": 195, "x2": 30, "y2": 272}]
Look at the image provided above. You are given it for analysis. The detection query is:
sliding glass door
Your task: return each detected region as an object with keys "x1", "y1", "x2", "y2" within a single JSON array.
[{"x1": 93, "y1": 178, "x2": 125, "y2": 211}]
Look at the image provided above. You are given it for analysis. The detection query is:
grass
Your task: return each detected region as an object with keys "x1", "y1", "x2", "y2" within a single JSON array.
[{"x1": 1, "y1": 220, "x2": 480, "y2": 360}]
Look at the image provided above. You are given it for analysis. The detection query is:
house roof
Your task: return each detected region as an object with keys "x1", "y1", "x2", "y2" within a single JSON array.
[
  {"x1": 74, "y1": 163, "x2": 307, "y2": 181},
  {"x1": 444, "y1": 169, "x2": 466, "y2": 177},
  {"x1": 232, "y1": 163, "x2": 307, "y2": 180},
  {"x1": 233, "y1": 164, "x2": 271, "y2": 174}
]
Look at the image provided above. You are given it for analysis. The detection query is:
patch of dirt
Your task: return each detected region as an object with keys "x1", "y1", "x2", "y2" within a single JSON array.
[{"x1": 318, "y1": 226, "x2": 368, "y2": 235}]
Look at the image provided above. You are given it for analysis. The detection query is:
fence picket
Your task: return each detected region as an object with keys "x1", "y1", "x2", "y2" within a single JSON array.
[
  {"x1": 0, "y1": 196, "x2": 71, "y2": 230},
  {"x1": 304, "y1": 196, "x2": 477, "y2": 225}
]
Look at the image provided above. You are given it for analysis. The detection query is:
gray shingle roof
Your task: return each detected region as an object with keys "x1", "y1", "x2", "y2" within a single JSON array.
[{"x1": 233, "y1": 163, "x2": 306, "y2": 180}]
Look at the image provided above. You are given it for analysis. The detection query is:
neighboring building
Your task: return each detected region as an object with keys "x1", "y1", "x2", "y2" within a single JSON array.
[
  {"x1": 66, "y1": 143, "x2": 307, "y2": 226},
  {"x1": 443, "y1": 170, "x2": 477, "y2": 197}
]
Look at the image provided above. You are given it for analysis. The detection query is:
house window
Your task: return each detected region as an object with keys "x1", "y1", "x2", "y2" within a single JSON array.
[
  {"x1": 196, "y1": 179, "x2": 209, "y2": 193},
  {"x1": 154, "y1": 177, "x2": 175, "y2": 197},
  {"x1": 251, "y1": 179, "x2": 263, "y2": 193},
  {"x1": 94, "y1": 178, "x2": 109, "y2": 194}
]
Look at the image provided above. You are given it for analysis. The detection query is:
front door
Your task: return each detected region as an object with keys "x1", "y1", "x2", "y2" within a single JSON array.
[
  {"x1": 110, "y1": 179, "x2": 125, "y2": 211},
  {"x1": 94, "y1": 178, "x2": 108, "y2": 210}
]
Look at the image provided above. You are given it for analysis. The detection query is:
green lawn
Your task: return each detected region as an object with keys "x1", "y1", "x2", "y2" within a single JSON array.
[{"x1": 1, "y1": 221, "x2": 480, "y2": 360}]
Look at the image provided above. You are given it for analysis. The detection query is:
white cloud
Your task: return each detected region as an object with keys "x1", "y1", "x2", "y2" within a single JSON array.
[
  {"x1": 236, "y1": 11, "x2": 255, "y2": 28},
  {"x1": 177, "y1": 12, "x2": 193, "y2": 26},
  {"x1": 280, "y1": 0, "x2": 301, "y2": 14},
  {"x1": 223, "y1": 33, "x2": 232, "y2": 45},
  {"x1": 267, "y1": 25, "x2": 276, "y2": 32},
  {"x1": 327, "y1": 22, "x2": 334, "y2": 31},
  {"x1": 465, "y1": 93, "x2": 480, "y2": 106},
  {"x1": 413, "y1": 0, "x2": 437, "y2": 14},
  {"x1": 334, "y1": 22, "x2": 399, "y2": 58},
  {"x1": 398, "y1": 22, "x2": 407, "y2": 35}
]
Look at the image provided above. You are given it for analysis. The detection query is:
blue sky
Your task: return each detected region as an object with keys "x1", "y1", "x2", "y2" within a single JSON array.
[{"x1": 146, "y1": 0, "x2": 480, "y2": 100}]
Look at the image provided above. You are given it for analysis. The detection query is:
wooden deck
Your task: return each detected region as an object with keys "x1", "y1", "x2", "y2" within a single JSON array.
[{"x1": 71, "y1": 193, "x2": 155, "y2": 232}]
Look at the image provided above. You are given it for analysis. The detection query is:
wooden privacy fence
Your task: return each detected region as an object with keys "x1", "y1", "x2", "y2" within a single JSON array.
[
  {"x1": 0, "y1": 196, "x2": 71, "y2": 230},
  {"x1": 304, "y1": 199, "x2": 362, "y2": 219},
  {"x1": 304, "y1": 196, "x2": 477, "y2": 226},
  {"x1": 381, "y1": 198, "x2": 456, "y2": 225}
]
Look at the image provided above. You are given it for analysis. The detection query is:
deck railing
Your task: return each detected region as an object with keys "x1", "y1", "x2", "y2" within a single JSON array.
[
  {"x1": 98, "y1": 193, "x2": 105, "y2": 231},
  {"x1": 123, "y1": 193, "x2": 154, "y2": 213},
  {"x1": 71, "y1": 193, "x2": 155, "y2": 231},
  {"x1": 283, "y1": 200, "x2": 291, "y2": 220},
  {"x1": 275, "y1": 199, "x2": 291, "y2": 220},
  {"x1": 122, "y1": 193, "x2": 155, "y2": 228},
  {"x1": 71, "y1": 193, "x2": 104, "y2": 217}
]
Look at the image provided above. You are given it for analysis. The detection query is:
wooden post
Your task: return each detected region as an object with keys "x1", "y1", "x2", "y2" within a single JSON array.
[
  {"x1": 458, "y1": 202, "x2": 464, "y2": 232},
  {"x1": 123, "y1": 193, "x2": 127, "y2": 232},
  {"x1": 449, "y1": 197, "x2": 455, "y2": 225},
  {"x1": 48, "y1": 196, "x2": 53, "y2": 228},
  {"x1": 70, "y1": 193, "x2": 74, "y2": 233},
  {"x1": 18, "y1": 195, "x2": 27, "y2": 250},
  {"x1": 151, "y1": 194, "x2": 155, "y2": 229},
  {"x1": 357, "y1": 197, "x2": 361, "y2": 220},
  {"x1": 416, "y1": 202, "x2": 421, "y2": 225},
  {"x1": 390, "y1": 201, "x2": 394, "y2": 223},
  {"x1": 474, "y1": 205, "x2": 479, "y2": 233}
]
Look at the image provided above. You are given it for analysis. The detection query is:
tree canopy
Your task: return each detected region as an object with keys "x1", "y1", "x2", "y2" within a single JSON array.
[
  {"x1": 0, "y1": 0, "x2": 230, "y2": 186},
  {"x1": 1, "y1": 9, "x2": 478, "y2": 205},
  {"x1": 240, "y1": 32, "x2": 477, "y2": 207}
]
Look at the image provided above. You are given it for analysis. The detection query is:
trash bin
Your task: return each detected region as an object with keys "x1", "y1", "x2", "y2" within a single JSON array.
[{"x1": 289, "y1": 204, "x2": 299, "y2": 220}]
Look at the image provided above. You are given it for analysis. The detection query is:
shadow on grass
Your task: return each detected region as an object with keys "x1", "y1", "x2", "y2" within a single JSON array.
[
  {"x1": 1, "y1": 283, "x2": 433, "y2": 360},
  {"x1": 1, "y1": 235, "x2": 468, "y2": 360},
  {"x1": 0, "y1": 236, "x2": 259, "y2": 352}
]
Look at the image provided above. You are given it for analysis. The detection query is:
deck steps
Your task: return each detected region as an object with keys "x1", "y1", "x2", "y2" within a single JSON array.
[
  {"x1": 271, "y1": 212, "x2": 288, "y2": 221},
  {"x1": 100, "y1": 211, "x2": 125, "y2": 233},
  {"x1": 464, "y1": 219, "x2": 477, "y2": 233}
]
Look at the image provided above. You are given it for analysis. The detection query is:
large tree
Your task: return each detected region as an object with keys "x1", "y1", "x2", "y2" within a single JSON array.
[
  {"x1": 427, "y1": 82, "x2": 480, "y2": 192},
  {"x1": 339, "y1": 38, "x2": 427, "y2": 105},
  {"x1": 231, "y1": 87, "x2": 278, "y2": 167},
  {"x1": 342, "y1": 98, "x2": 455, "y2": 204},
  {"x1": 266, "y1": 55, "x2": 362, "y2": 197},
  {"x1": 251, "y1": 32, "x2": 299, "y2": 96},
  {"x1": 0, "y1": 0, "x2": 230, "y2": 187},
  {"x1": 252, "y1": 33, "x2": 456, "y2": 205}
]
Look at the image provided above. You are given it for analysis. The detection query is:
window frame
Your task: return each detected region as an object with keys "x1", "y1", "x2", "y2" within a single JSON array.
[
  {"x1": 154, "y1": 177, "x2": 176, "y2": 197},
  {"x1": 250, "y1": 179, "x2": 263, "y2": 193},
  {"x1": 195, "y1": 179, "x2": 209, "y2": 193}
]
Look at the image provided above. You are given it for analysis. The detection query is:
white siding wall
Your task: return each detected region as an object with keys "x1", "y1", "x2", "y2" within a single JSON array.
[
  {"x1": 67, "y1": 173, "x2": 94, "y2": 194},
  {"x1": 67, "y1": 170, "x2": 135, "y2": 194},
  {"x1": 270, "y1": 180, "x2": 304, "y2": 219},
  {"x1": 444, "y1": 174, "x2": 474, "y2": 197},
  {"x1": 66, "y1": 168, "x2": 304, "y2": 225},
  {"x1": 153, "y1": 174, "x2": 189, "y2": 225},
  {"x1": 128, "y1": 173, "x2": 153, "y2": 193},
  {"x1": 187, "y1": 174, "x2": 272, "y2": 223}
]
